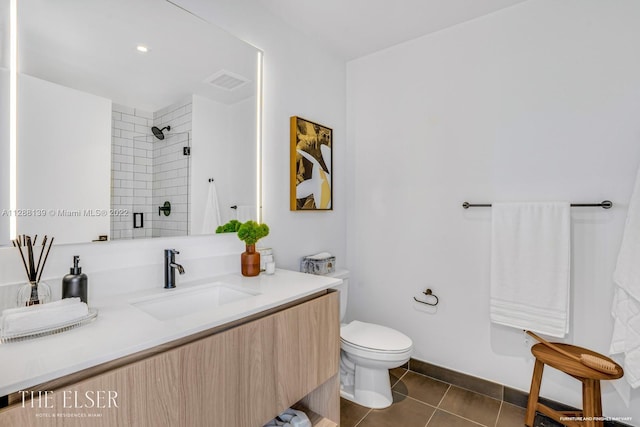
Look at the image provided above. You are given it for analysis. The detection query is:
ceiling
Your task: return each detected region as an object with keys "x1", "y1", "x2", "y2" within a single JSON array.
[
  {"x1": 18, "y1": 0, "x2": 258, "y2": 110},
  {"x1": 12, "y1": 0, "x2": 531, "y2": 109},
  {"x1": 255, "y1": 0, "x2": 528, "y2": 60}
]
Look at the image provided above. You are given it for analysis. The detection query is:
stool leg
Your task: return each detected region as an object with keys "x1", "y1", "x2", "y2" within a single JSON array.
[
  {"x1": 594, "y1": 381, "x2": 602, "y2": 420},
  {"x1": 525, "y1": 359, "x2": 544, "y2": 427},
  {"x1": 582, "y1": 379, "x2": 603, "y2": 427}
]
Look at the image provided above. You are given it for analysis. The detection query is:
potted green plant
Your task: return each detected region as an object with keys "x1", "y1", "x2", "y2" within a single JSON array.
[
  {"x1": 215, "y1": 220, "x2": 242, "y2": 233},
  {"x1": 236, "y1": 221, "x2": 269, "y2": 276}
]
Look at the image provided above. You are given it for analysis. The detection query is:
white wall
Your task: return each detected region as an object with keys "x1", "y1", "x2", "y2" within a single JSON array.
[
  {"x1": 0, "y1": 0, "x2": 8, "y2": 243},
  {"x1": 191, "y1": 95, "x2": 229, "y2": 233},
  {"x1": 17, "y1": 74, "x2": 111, "y2": 244},
  {"x1": 347, "y1": 0, "x2": 640, "y2": 419},
  {"x1": 0, "y1": 68, "x2": 9, "y2": 245},
  {"x1": 172, "y1": 0, "x2": 347, "y2": 271},
  {"x1": 191, "y1": 94, "x2": 256, "y2": 233},
  {"x1": 229, "y1": 97, "x2": 258, "y2": 216}
]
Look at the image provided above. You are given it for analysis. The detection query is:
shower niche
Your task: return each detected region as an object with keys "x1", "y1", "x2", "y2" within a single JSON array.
[{"x1": 9, "y1": 0, "x2": 259, "y2": 244}]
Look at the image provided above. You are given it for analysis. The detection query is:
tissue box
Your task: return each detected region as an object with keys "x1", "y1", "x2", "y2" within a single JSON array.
[{"x1": 300, "y1": 254, "x2": 335, "y2": 275}]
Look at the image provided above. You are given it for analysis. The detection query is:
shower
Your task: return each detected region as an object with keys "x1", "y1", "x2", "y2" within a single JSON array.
[{"x1": 151, "y1": 125, "x2": 171, "y2": 140}]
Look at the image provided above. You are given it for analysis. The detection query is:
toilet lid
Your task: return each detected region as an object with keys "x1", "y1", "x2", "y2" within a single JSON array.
[{"x1": 341, "y1": 320, "x2": 412, "y2": 352}]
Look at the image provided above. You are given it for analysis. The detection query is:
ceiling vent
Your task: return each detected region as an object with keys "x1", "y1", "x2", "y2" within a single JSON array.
[{"x1": 205, "y1": 70, "x2": 250, "y2": 91}]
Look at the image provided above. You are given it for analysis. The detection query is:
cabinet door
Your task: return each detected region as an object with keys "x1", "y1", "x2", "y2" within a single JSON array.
[
  {"x1": 182, "y1": 313, "x2": 278, "y2": 427},
  {"x1": 274, "y1": 292, "x2": 340, "y2": 410}
]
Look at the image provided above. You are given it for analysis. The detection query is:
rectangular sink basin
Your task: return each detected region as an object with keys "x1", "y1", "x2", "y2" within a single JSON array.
[{"x1": 131, "y1": 282, "x2": 260, "y2": 321}]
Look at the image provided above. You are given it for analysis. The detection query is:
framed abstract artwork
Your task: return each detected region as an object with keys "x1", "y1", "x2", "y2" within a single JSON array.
[{"x1": 290, "y1": 116, "x2": 333, "y2": 211}]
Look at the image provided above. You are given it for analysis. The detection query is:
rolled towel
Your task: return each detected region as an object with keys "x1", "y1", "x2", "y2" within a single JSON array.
[
  {"x1": 290, "y1": 413, "x2": 311, "y2": 427},
  {"x1": 263, "y1": 408, "x2": 310, "y2": 427},
  {"x1": 307, "y1": 252, "x2": 333, "y2": 260},
  {"x1": 1, "y1": 298, "x2": 89, "y2": 335},
  {"x1": 278, "y1": 413, "x2": 294, "y2": 423},
  {"x1": 279, "y1": 409, "x2": 310, "y2": 427}
]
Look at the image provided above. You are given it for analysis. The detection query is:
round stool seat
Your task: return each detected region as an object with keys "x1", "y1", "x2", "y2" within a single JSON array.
[
  {"x1": 530, "y1": 343, "x2": 623, "y2": 380},
  {"x1": 526, "y1": 342, "x2": 624, "y2": 427}
]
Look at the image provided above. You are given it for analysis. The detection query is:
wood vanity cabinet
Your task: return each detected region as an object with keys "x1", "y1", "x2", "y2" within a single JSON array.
[{"x1": 0, "y1": 291, "x2": 340, "y2": 427}]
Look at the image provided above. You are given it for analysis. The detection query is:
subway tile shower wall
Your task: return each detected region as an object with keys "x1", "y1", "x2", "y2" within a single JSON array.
[
  {"x1": 152, "y1": 100, "x2": 192, "y2": 238},
  {"x1": 111, "y1": 104, "x2": 154, "y2": 240},
  {"x1": 110, "y1": 99, "x2": 192, "y2": 240}
]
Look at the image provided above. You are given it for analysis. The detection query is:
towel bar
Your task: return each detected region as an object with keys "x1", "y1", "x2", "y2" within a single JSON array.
[{"x1": 462, "y1": 200, "x2": 612, "y2": 209}]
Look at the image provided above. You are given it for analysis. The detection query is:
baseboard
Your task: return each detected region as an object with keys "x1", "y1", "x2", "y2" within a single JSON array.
[
  {"x1": 407, "y1": 358, "x2": 633, "y2": 427},
  {"x1": 409, "y1": 358, "x2": 503, "y2": 400}
]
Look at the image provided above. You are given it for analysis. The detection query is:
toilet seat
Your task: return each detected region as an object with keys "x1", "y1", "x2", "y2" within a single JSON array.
[{"x1": 340, "y1": 320, "x2": 412, "y2": 354}]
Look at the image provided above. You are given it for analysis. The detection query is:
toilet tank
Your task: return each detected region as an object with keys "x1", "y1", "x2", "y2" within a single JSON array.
[{"x1": 328, "y1": 270, "x2": 349, "y2": 322}]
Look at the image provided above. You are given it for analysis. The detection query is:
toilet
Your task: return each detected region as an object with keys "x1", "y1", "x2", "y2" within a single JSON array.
[{"x1": 329, "y1": 270, "x2": 413, "y2": 409}]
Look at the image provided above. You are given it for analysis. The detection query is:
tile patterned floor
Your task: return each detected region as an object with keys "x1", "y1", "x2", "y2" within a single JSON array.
[{"x1": 341, "y1": 368, "x2": 530, "y2": 427}]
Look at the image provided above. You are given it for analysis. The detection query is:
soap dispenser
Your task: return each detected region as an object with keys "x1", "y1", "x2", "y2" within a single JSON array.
[{"x1": 62, "y1": 256, "x2": 88, "y2": 304}]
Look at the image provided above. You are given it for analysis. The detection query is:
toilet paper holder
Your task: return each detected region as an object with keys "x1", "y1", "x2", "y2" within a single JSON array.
[{"x1": 413, "y1": 288, "x2": 439, "y2": 306}]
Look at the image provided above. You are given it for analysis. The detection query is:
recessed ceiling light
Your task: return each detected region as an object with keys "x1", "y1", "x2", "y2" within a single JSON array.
[{"x1": 136, "y1": 45, "x2": 149, "y2": 53}]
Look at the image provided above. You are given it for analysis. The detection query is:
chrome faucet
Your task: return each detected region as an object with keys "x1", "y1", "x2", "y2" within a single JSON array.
[{"x1": 164, "y1": 249, "x2": 185, "y2": 289}]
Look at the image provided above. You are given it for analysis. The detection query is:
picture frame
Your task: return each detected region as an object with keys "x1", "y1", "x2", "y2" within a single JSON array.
[{"x1": 290, "y1": 116, "x2": 333, "y2": 211}]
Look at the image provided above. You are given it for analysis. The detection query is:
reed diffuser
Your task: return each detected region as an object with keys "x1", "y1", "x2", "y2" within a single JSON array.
[{"x1": 13, "y1": 234, "x2": 54, "y2": 306}]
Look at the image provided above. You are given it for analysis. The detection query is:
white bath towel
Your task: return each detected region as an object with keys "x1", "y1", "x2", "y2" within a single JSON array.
[
  {"x1": 1, "y1": 297, "x2": 89, "y2": 336},
  {"x1": 490, "y1": 202, "x2": 571, "y2": 337},
  {"x1": 610, "y1": 288, "x2": 640, "y2": 390},
  {"x1": 610, "y1": 166, "x2": 640, "y2": 389},
  {"x1": 236, "y1": 205, "x2": 256, "y2": 223},
  {"x1": 202, "y1": 180, "x2": 222, "y2": 234}
]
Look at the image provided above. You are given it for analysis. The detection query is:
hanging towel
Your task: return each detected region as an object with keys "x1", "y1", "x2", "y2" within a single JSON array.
[
  {"x1": 236, "y1": 205, "x2": 256, "y2": 223},
  {"x1": 610, "y1": 166, "x2": 640, "y2": 389},
  {"x1": 202, "y1": 180, "x2": 221, "y2": 234},
  {"x1": 490, "y1": 202, "x2": 571, "y2": 337}
]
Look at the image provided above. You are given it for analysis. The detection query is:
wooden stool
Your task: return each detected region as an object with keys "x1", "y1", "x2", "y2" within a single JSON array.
[{"x1": 525, "y1": 343, "x2": 623, "y2": 427}]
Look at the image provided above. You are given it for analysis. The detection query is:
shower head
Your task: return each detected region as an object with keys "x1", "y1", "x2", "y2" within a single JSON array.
[{"x1": 151, "y1": 125, "x2": 171, "y2": 140}]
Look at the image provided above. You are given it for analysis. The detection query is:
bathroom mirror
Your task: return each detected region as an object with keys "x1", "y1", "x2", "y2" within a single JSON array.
[{"x1": 6, "y1": 0, "x2": 260, "y2": 245}]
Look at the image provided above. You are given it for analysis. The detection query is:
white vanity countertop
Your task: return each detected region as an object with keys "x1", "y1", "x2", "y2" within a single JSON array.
[{"x1": 0, "y1": 269, "x2": 341, "y2": 397}]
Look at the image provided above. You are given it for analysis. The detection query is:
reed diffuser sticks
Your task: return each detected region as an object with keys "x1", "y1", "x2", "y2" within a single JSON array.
[{"x1": 12, "y1": 234, "x2": 54, "y2": 285}]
